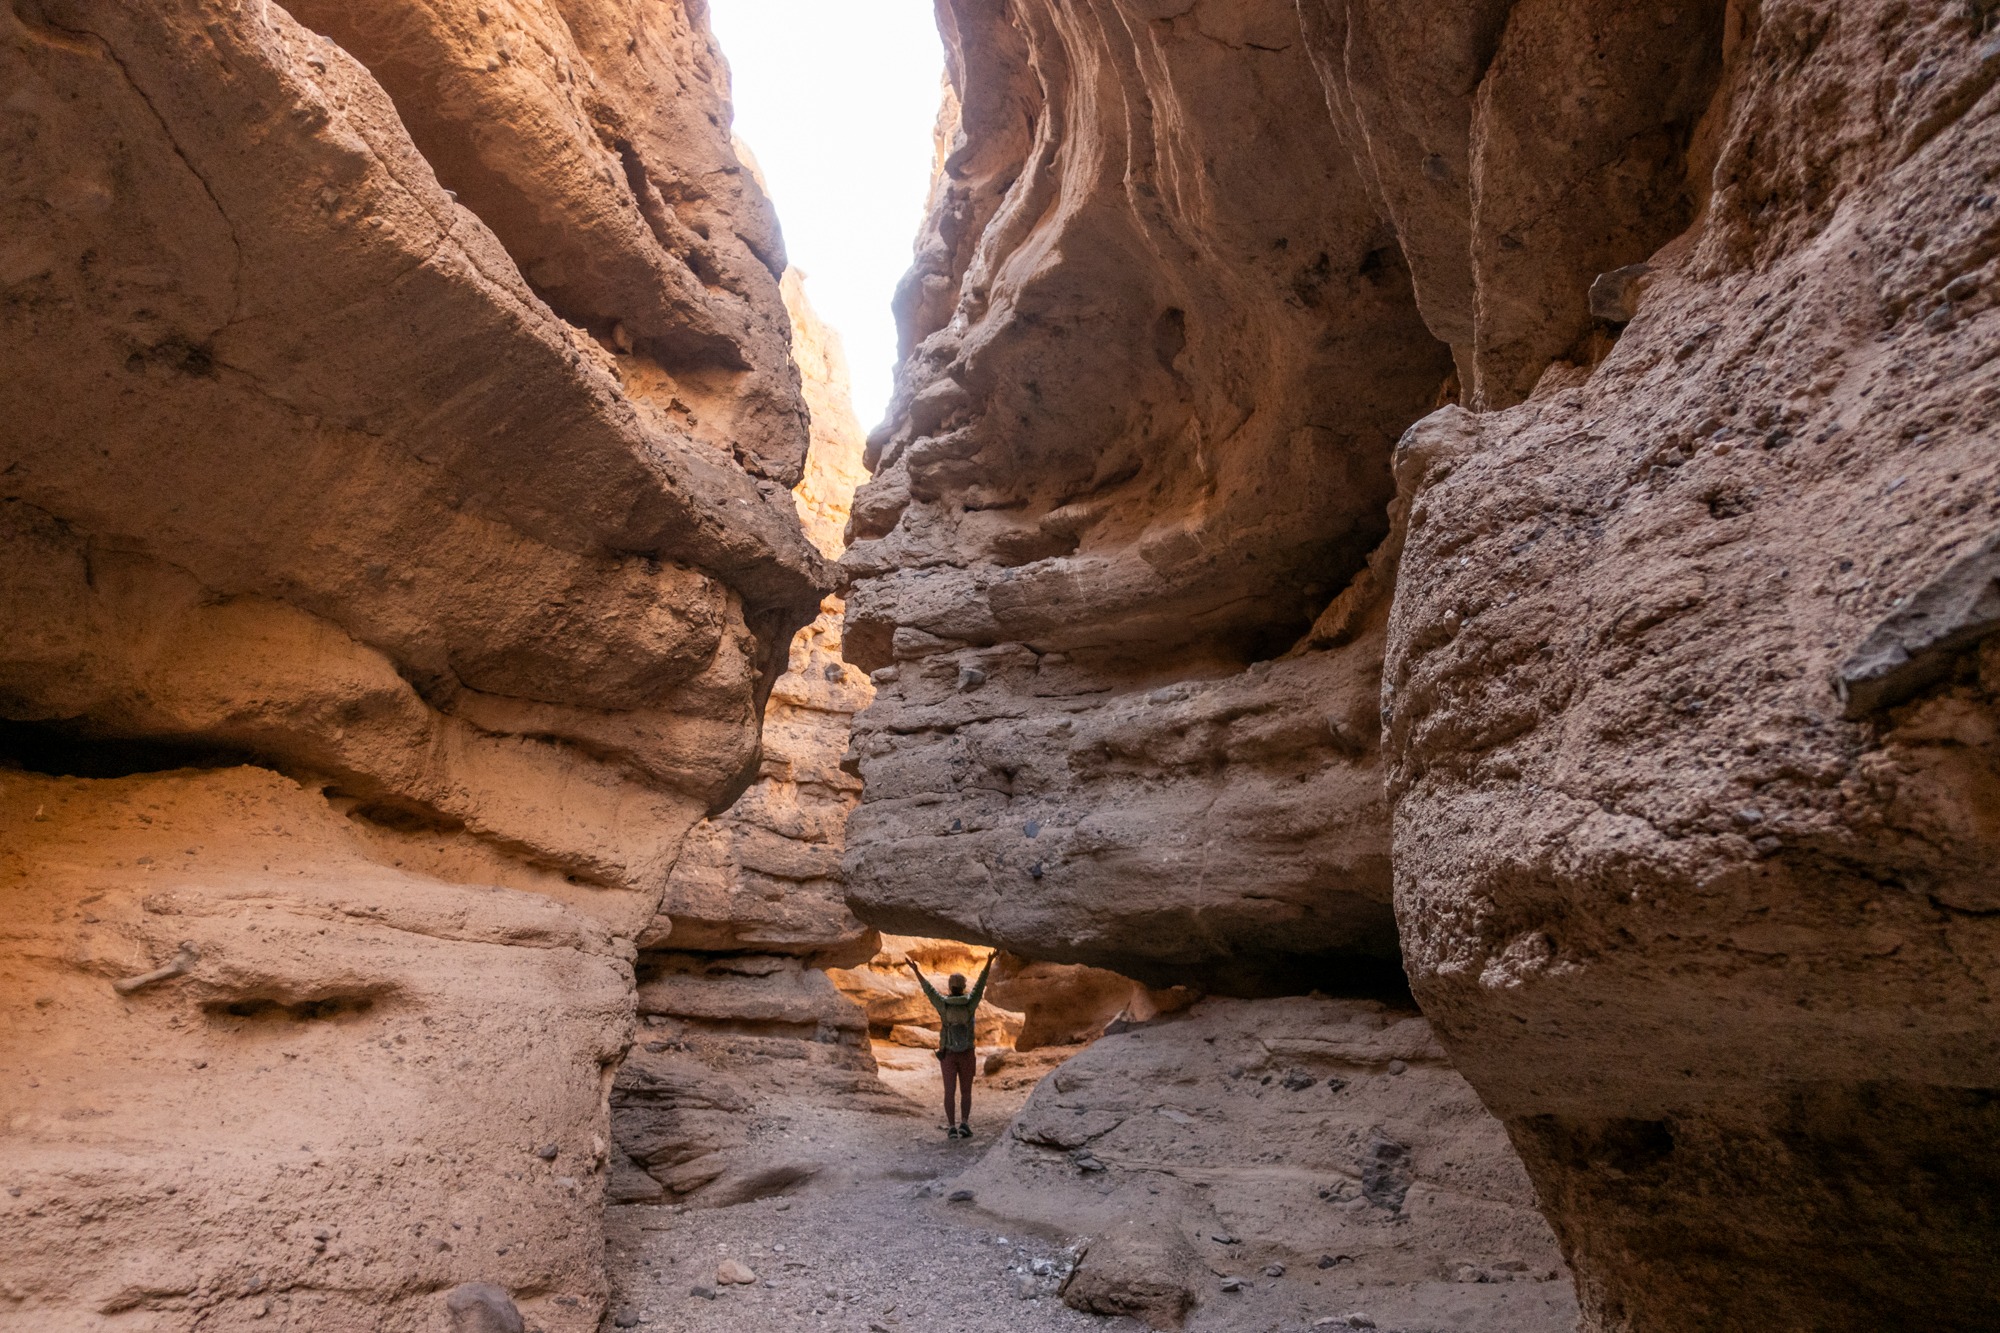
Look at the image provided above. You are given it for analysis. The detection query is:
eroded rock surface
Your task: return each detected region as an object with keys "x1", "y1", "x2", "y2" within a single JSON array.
[
  {"x1": 989, "y1": 951, "x2": 1194, "y2": 1051},
  {"x1": 840, "y1": 0, "x2": 1447, "y2": 992},
  {"x1": 841, "y1": 1, "x2": 2000, "y2": 1329},
  {"x1": 829, "y1": 935, "x2": 1025, "y2": 1050},
  {"x1": 0, "y1": 1, "x2": 822, "y2": 1327},
  {"x1": 642, "y1": 272, "x2": 877, "y2": 965},
  {"x1": 609, "y1": 273, "x2": 889, "y2": 1209},
  {"x1": 959, "y1": 999, "x2": 1574, "y2": 1332},
  {"x1": 1381, "y1": 4, "x2": 2000, "y2": 1328}
]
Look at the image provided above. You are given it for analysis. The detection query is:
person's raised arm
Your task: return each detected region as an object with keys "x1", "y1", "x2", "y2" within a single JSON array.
[
  {"x1": 968, "y1": 953, "x2": 995, "y2": 1010},
  {"x1": 907, "y1": 959, "x2": 944, "y2": 1008}
]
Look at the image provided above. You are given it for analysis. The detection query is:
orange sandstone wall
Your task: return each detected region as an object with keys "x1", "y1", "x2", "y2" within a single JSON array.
[{"x1": 0, "y1": 2, "x2": 823, "y2": 1328}]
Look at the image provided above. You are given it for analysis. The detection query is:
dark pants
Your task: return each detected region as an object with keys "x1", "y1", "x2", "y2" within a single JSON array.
[{"x1": 937, "y1": 1047, "x2": 976, "y2": 1123}]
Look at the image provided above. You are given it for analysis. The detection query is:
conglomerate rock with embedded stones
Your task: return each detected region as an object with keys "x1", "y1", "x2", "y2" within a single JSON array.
[{"x1": 0, "y1": 1, "x2": 823, "y2": 1328}]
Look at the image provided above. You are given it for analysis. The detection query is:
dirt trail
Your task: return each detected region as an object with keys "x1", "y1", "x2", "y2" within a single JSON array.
[{"x1": 603, "y1": 1042, "x2": 1141, "y2": 1333}]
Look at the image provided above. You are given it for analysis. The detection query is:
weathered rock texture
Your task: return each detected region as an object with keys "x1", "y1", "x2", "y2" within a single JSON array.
[
  {"x1": 641, "y1": 272, "x2": 877, "y2": 965},
  {"x1": 960, "y1": 999, "x2": 1574, "y2": 1332},
  {"x1": 841, "y1": 0, "x2": 1446, "y2": 994},
  {"x1": 989, "y1": 950, "x2": 1195, "y2": 1050},
  {"x1": 1375, "y1": 4, "x2": 2000, "y2": 1329},
  {"x1": 827, "y1": 930, "x2": 1188, "y2": 1057},
  {"x1": 608, "y1": 954, "x2": 893, "y2": 1209},
  {"x1": 844, "y1": 0, "x2": 2000, "y2": 1329},
  {"x1": 0, "y1": 0, "x2": 823, "y2": 1327},
  {"x1": 608, "y1": 273, "x2": 890, "y2": 1207}
]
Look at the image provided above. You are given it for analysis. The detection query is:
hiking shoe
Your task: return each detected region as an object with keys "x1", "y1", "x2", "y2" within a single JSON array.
[
  {"x1": 957, "y1": 1122, "x2": 972, "y2": 1139},
  {"x1": 946, "y1": 1124, "x2": 963, "y2": 1139}
]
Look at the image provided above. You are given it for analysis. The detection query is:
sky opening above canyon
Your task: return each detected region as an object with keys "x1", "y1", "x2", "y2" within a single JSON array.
[{"x1": 708, "y1": 0, "x2": 945, "y2": 430}]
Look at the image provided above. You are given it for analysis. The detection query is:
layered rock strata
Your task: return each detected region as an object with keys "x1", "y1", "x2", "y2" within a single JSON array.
[
  {"x1": 608, "y1": 954, "x2": 894, "y2": 1209},
  {"x1": 609, "y1": 273, "x2": 888, "y2": 1206},
  {"x1": 827, "y1": 932, "x2": 1186, "y2": 1056},
  {"x1": 841, "y1": 0, "x2": 1445, "y2": 993},
  {"x1": 0, "y1": 1, "x2": 822, "y2": 1328},
  {"x1": 641, "y1": 271, "x2": 877, "y2": 965},
  {"x1": 844, "y1": 0, "x2": 2000, "y2": 1329},
  {"x1": 828, "y1": 932, "x2": 1193, "y2": 1055},
  {"x1": 829, "y1": 935, "x2": 1025, "y2": 1050}
]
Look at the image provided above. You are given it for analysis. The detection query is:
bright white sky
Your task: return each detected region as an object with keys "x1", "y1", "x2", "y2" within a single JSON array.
[{"x1": 707, "y1": 0, "x2": 945, "y2": 430}]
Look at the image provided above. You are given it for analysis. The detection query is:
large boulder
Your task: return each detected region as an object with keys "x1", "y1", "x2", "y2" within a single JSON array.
[{"x1": 956, "y1": 997, "x2": 1575, "y2": 1332}]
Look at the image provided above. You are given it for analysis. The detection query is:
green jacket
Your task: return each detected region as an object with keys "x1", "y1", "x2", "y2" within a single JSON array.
[{"x1": 915, "y1": 958, "x2": 992, "y2": 1053}]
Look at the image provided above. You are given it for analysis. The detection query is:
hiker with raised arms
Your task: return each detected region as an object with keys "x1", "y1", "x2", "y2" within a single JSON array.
[{"x1": 907, "y1": 951, "x2": 995, "y2": 1139}]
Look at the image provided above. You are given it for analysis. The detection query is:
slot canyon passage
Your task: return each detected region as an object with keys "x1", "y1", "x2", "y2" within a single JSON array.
[{"x1": 3, "y1": 0, "x2": 1999, "y2": 1329}]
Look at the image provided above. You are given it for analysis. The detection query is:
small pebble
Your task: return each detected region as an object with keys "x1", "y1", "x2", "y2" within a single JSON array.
[
  {"x1": 688, "y1": 1286, "x2": 717, "y2": 1301},
  {"x1": 1265, "y1": 1262, "x2": 1286, "y2": 1277},
  {"x1": 1387, "y1": 1060, "x2": 1407, "y2": 1075}
]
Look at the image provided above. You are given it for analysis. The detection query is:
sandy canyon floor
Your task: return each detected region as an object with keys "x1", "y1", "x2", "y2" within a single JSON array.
[
  {"x1": 603, "y1": 1041, "x2": 1132, "y2": 1333},
  {"x1": 601, "y1": 1038, "x2": 1574, "y2": 1333}
]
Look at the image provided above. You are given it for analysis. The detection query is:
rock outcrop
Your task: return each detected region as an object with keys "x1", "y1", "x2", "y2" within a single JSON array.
[
  {"x1": 641, "y1": 271, "x2": 877, "y2": 965},
  {"x1": 843, "y1": 0, "x2": 2000, "y2": 1329},
  {"x1": 0, "y1": 1, "x2": 822, "y2": 1327},
  {"x1": 609, "y1": 272, "x2": 889, "y2": 1207},
  {"x1": 12, "y1": 0, "x2": 1997, "y2": 1327},
  {"x1": 840, "y1": 0, "x2": 1445, "y2": 994},
  {"x1": 960, "y1": 999, "x2": 1574, "y2": 1331},
  {"x1": 1374, "y1": 4, "x2": 2000, "y2": 1328},
  {"x1": 829, "y1": 935, "x2": 1025, "y2": 1050},
  {"x1": 988, "y1": 951, "x2": 1195, "y2": 1051}
]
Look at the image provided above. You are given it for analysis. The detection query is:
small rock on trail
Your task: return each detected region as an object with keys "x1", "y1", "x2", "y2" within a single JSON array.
[{"x1": 444, "y1": 1282, "x2": 524, "y2": 1333}]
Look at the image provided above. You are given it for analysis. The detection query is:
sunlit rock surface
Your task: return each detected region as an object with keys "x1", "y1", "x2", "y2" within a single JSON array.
[
  {"x1": 0, "y1": 1, "x2": 821, "y2": 1327},
  {"x1": 829, "y1": 935, "x2": 1025, "y2": 1050}
]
